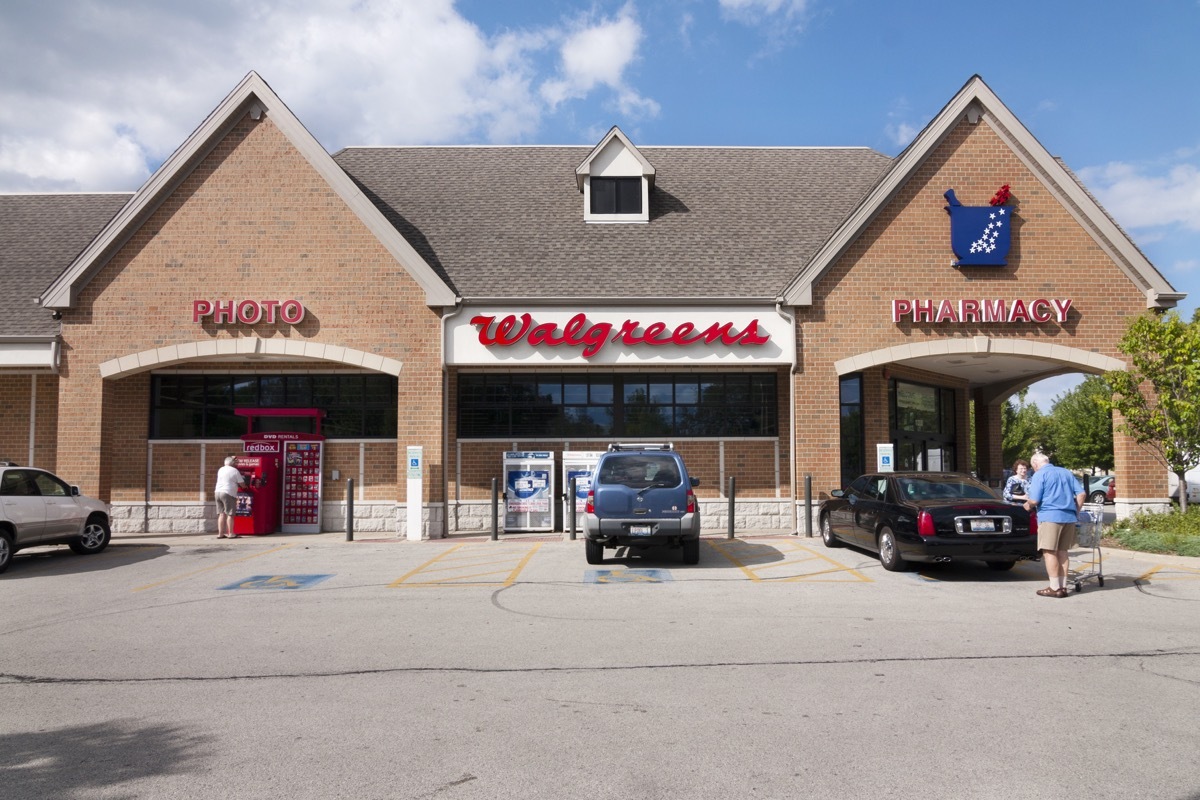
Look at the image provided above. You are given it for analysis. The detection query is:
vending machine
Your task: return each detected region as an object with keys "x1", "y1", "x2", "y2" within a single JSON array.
[
  {"x1": 502, "y1": 451, "x2": 554, "y2": 532},
  {"x1": 240, "y1": 431, "x2": 326, "y2": 534},
  {"x1": 562, "y1": 451, "x2": 604, "y2": 529},
  {"x1": 232, "y1": 454, "x2": 282, "y2": 536}
]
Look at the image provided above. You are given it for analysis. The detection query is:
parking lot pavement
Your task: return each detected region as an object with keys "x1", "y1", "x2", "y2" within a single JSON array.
[{"x1": 3, "y1": 531, "x2": 1199, "y2": 799}]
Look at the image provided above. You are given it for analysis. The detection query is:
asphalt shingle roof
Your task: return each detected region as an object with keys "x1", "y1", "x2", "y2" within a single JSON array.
[
  {"x1": 0, "y1": 193, "x2": 129, "y2": 336},
  {"x1": 333, "y1": 146, "x2": 893, "y2": 300}
]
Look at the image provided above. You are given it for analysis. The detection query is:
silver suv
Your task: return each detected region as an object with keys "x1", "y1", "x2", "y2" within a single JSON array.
[
  {"x1": 0, "y1": 463, "x2": 112, "y2": 574},
  {"x1": 583, "y1": 443, "x2": 701, "y2": 565}
]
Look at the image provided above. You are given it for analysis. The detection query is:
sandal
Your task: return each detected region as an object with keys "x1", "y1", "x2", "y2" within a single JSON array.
[{"x1": 1036, "y1": 587, "x2": 1064, "y2": 597}]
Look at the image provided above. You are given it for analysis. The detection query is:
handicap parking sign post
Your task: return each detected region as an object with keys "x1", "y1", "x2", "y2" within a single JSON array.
[
  {"x1": 407, "y1": 446, "x2": 423, "y2": 541},
  {"x1": 877, "y1": 443, "x2": 894, "y2": 473}
]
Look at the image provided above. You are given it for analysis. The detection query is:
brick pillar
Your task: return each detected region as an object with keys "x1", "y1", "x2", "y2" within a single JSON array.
[
  {"x1": 1112, "y1": 410, "x2": 1171, "y2": 510},
  {"x1": 973, "y1": 392, "x2": 1004, "y2": 484}
]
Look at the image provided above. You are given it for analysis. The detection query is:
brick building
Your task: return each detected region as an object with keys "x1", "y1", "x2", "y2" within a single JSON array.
[{"x1": 0, "y1": 73, "x2": 1181, "y2": 537}]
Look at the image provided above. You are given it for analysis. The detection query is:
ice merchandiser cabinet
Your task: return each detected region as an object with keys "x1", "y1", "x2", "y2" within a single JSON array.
[
  {"x1": 503, "y1": 451, "x2": 555, "y2": 532},
  {"x1": 232, "y1": 454, "x2": 282, "y2": 536},
  {"x1": 563, "y1": 451, "x2": 604, "y2": 527}
]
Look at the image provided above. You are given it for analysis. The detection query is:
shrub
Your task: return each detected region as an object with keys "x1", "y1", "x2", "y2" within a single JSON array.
[{"x1": 1108, "y1": 506, "x2": 1200, "y2": 557}]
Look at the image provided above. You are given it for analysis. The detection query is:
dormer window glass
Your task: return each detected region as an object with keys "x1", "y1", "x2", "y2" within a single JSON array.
[{"x1": 590, "y1": 177, "x2": 642, "y2": 215}]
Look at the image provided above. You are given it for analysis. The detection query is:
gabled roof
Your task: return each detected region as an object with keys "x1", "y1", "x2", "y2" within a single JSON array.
[
  {"x1": 335, "y1": 145, "x2": 891, "y2": 301},
  {"x1": 781, "y1": 75, "x2": 1182, "y2": 309},
  {"x1": 574, "y1": 126, "x2": 656, "y2": 191},
  {"x1": 39, "y1": 71, "x2": 457, "y2": 310},
  {"x1": 0, "y1": 193, "x2": 129, "y2": 337}
]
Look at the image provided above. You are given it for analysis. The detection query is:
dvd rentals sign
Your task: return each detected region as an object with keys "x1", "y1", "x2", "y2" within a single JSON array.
[{"x1": 447, "y1": 306, "x2": 793, "y2": 366}]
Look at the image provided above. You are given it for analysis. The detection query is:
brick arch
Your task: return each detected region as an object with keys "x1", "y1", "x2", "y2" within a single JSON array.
[
  {"x1": 97, "y1": 338, "x2": 403, "y2": 378},
  {"x1": 832, "y1": 337, "x2": 1125, "y2": 378}
]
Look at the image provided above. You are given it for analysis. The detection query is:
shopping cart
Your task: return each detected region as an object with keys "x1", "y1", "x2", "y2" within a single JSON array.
[{"x1": 1070, "y1": 502, "x2": 1105, "y2": 592}]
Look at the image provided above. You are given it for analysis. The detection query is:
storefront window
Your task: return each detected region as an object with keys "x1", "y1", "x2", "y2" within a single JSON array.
[
  {"x1": 150, "y1": 374, "x2": 398, "y2": 439},
  {"x1": 889, "y1": 379, "x2": 957, "y2": 472},
  {"x1": 839, "y1": 375, "x2": 864, "y2": 487},
  {"x1": 457, "y1": 372, "x2": 778, "y2": 439}
]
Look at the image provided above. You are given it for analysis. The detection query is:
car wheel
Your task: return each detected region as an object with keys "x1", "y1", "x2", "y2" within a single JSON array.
[
  {"x1": 1088, "y1": 490, "x2": 1106, "y2": 504},
  {"x1": 585, "y1": 538, "x2": 604, "y2": 565},
  {"x1": 820, "y1": 515, "x2": 842, "y2": 548},
  {"x1": 985, "y1": 560, "x2": 1016, "y2": 571},
  {"x1": 682, "y1": 537, "x2": 700, "y2": 565},
  {"x1": 878, "y1": 526, "x2": 909, "y2": 572},
  {"x1": 0, "y1": 530, "x2": 12, "y2": 574},
  {"x1": 69, "y1": 518, "x2": 110, "y2": 555}
]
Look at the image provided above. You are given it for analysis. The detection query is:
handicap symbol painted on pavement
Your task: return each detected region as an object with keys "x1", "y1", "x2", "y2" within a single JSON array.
[
  {"x1": 585, "y1": 569, "x2": 672, "y2": 584},
  {"x1": 221, "y1": 574, "x2": 334, "y2": 590}
]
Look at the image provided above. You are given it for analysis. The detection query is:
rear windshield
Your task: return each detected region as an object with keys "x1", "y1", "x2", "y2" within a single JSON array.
[
  {"x1": 598, "y1": 455, "x2": 682, "y2": 489},
  {"x1": 896, "y1": 477, "x2": 997, "y2": 501}
]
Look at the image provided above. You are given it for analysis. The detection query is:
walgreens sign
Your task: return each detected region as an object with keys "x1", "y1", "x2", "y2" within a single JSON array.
[{"x1": 447, "y1": 306, "x2": 792, "y2": 366}]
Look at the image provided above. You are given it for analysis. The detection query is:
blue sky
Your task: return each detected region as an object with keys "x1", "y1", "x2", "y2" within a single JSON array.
[{"x1": 2, "y1": 0, "x2": 1197, "y2": 409}]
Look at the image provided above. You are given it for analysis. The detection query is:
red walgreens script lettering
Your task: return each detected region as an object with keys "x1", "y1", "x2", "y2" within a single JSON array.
[{"x1": 470, "y1": 313, "x2": 770, "y2": 359}]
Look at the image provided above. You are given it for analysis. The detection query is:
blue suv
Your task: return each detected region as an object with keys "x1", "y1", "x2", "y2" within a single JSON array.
[{"x1": 583, "y1": 443, "x2": 702, "y2": 564}]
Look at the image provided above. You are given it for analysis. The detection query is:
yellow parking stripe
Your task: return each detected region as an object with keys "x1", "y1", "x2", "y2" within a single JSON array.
[
  {"x1": 708, "y1": 539, "x2": 872, "y2": 582},
  {"x1": 389, "y1": 543, "x2": 540, "y2": 587},
  {"x1": 1138, "y1": 564, "x2": 1200, "y2": 581},
  {"x1": 132, "y1": 543, "x2": 295, "y2": 592}
]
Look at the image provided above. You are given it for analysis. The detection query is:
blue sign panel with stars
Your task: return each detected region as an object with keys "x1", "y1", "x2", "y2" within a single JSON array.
[{"x1": 944, "y1": 188, "x2": 1013, "y2": 267}]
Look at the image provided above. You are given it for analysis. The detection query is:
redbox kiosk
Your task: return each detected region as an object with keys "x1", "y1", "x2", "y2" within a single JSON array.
[
  {"x1": 236, "y1": 409, "x2": 327, "y2": 535},
  {"x1": 232, "y1": 453, "x2": 281, "y2": 536}
]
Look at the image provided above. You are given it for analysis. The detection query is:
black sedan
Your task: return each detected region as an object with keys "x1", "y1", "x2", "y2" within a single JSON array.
[{"x1": 819, "y1": 472, "x2": 1039, "y2": 572}]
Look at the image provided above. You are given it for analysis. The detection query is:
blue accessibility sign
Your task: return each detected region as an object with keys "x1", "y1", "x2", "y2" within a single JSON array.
[
  {"x1": 220, "y1": 574, "x2": 333, "y2": 590},
  {"x1": 585, "y1": 569, "x2": 673, "y2": 584}
]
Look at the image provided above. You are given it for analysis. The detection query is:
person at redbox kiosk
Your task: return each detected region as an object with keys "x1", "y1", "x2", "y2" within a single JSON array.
[{"x1": 215, "y1": 456, "x2": 246, "y2": 539}]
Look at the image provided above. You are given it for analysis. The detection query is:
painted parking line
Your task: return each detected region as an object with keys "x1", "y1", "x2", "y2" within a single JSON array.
[
  {"x1": 389, "y1": 543, "x2": 541, "y2": 587},
  {"x1": 1137, "y1": 564, "x2": 1200, "y2": 582},
  {"x1": 132, "y1": 543, "x2": 296, "y2": 592},
  {"x1": 914, "y1": 560, "x2": 1044, "y2": 582},
  {"x1": 707, "y1": 539, "x2": 872, "y2": 583},
  {"x1": 585, "y1": 568, "x2": 672, "y2": 584},
  {"x1": 220, "y1": 574, "x2": 333, "y2": 590}
]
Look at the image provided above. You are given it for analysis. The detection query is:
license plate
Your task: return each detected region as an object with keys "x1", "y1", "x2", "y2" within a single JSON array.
[
  {"x1": 969, "y1": 519, "x2": 995, "y2": 532},
  {"x1": 629, "y1": 525, "x2": 653, "y2": 536}
]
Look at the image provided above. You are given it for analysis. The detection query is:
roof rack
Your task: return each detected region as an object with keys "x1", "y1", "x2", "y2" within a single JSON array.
[
  {"x1": 607, "y1": 443, "x2": 673, "y2": 452},
  {"x1": 0, "y1": 461, "x2": 17, "y2": 466}
]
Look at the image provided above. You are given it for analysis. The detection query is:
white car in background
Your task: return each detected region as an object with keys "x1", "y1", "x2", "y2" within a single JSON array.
[
  {"x1": 1167, "y1": 469, "x2": 1200, "y2": 504},
  {"x1": 0, "y1": 464, "x2": 112, "y2": 574}
]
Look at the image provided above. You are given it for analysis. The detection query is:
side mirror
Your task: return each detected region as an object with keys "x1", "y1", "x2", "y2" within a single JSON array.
[
  {"x1": 831, "y1": 489, "x2": 844, "y2": 498},
  {"x1": 71, "y1": 485, "x2": 81, "y2": 496},
  {"x1": 690, "y1": 477, "x2": 700, "y2": 488}
]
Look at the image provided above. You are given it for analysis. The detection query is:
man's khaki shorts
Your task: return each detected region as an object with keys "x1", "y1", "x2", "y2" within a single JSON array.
[
  {"x1": 215, "y1": 491, "x2": 237, "y2": 516},
  {"x1": 1038, "y1": 521, "x2": 1077, "y2": 552}
]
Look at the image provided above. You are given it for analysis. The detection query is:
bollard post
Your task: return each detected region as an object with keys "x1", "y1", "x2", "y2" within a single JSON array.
[
  {"x1": 345, "y1": 478, "x2": 355, "y2": 541},
  {"x1": 805, "y1": 474, "x2": 813, "y2": 537},
  {"x1": 491, "y1": 477, "x2": 499, "y2": 541},
  {"x1": 568, "y1": 477, "x2": 577, "y2": 540},
  {"x1": 727, "y1": 476, "x2": 736, "y2": 539}
]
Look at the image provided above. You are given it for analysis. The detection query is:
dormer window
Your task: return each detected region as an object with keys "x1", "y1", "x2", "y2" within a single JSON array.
[
  {"x1": 576, "y1": 126, "x2": 655, "y2": 224},
  {"x1": 590, "y1": 177, "x2": 642, "y2": 215}
]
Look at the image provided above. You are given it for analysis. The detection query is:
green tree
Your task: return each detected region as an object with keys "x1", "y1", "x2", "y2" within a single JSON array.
[
  {"x1": 1049, "y1": 376, "x2": 1114, "y2": 473},
  {"x1": 1002, "y1": 388, "x2": 1052, "y2": 468},
  {"x1": 1104, "y1": 310, "x2": 1200, "y2": 513}
]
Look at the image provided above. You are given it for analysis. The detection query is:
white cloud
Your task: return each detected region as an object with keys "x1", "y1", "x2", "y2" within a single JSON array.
[
  {"x1": 718, "y1": 0, "x2": 810, "y2": 24},
  {"x1": 0, "y1": 0, "x2": 657, "y2": 192},
  {"x1": 539, "y1": 7, "x2": 659, "y2": 118},
  {"x1": 1077, "y1": 158, "x2": 1200, "y2": 232}
]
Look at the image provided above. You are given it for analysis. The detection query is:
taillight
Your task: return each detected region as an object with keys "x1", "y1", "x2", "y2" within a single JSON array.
[
  {"x1": 686, "y1": 489, "x2": 696, "y2": 514},
  {"x1": 917, "y1": 510, "x2": 936, "y2": 537},
  {"x1": 585, "y1": 490, "x2": 595, "y2": 515},
  {"x1": 1029, "y1": 511, "x2": 1038, "y2": 537}
]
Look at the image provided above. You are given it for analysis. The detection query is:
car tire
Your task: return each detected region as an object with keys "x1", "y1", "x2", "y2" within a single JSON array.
[
  {"x1": 878, "y1": 526, "x2": 909, "y2": 572},
  {"x1": 69, "y1": 518, "x2": 110, "y2": 555},
  {"x1": 1088, "y1": 490, "x2": 1106, "y2": 504},
  {"x1": 682, "y1": 537, "x2": 700, "y2": 565},
  {"x1": 0, "y1": 529, "x2": 12, "y2": 574},
  {"x1": 585, "y1": 538, "x2": 604, "y2": 565},
  {"x1": 985, "y1": 560, "x2": 1016, "y2": 571},
  {"x1": 820, "y1": 515, "x2": 842, "y2": 548}
]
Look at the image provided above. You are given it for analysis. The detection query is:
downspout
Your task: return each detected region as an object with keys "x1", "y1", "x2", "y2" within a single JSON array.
[
  {"x1": 440, "y1": 299, "x2": 465, "y2": 538},
  {"x1": 776, "y1": 302, "x2": 799, "y2": 533}
]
